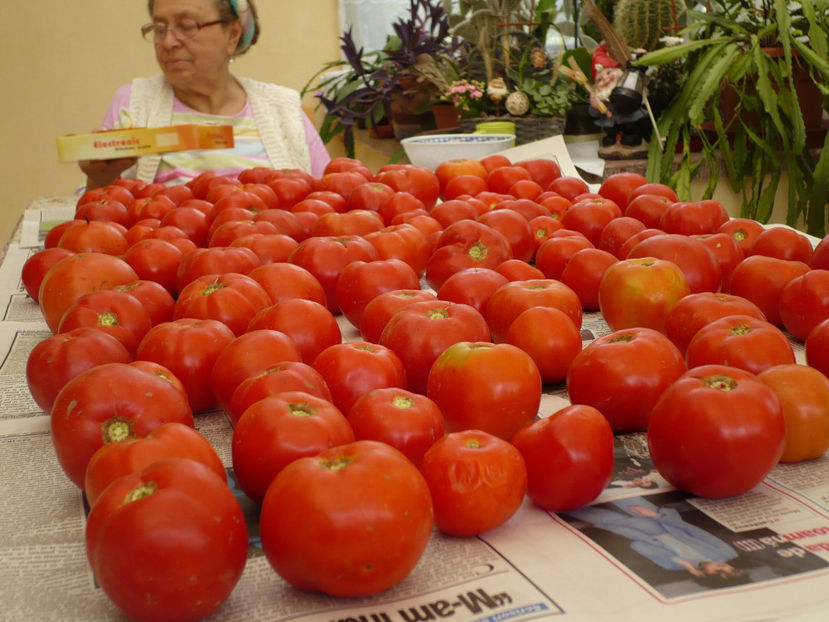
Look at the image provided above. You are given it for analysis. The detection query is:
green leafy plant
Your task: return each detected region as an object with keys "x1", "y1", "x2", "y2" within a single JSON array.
[{"x1": 637, "y1": 0, "x2": 829, "y2": 236}]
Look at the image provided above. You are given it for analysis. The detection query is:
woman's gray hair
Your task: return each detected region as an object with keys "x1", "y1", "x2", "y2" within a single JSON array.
[{"x1": 146, "y1": 0, "x2": 260, "y2": 55}]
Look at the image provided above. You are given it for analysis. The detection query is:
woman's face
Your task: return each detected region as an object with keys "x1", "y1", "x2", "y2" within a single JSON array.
[{"x1": 150, "y1": 0, "x2": 241, "y2": 89}]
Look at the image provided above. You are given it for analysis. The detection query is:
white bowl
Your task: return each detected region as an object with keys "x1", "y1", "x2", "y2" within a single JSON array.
[{"x1": 400, "y1": 133, "x2": 516, "y2": 170}]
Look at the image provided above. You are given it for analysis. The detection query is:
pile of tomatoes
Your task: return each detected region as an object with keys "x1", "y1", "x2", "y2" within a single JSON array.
[{"x1": 21, "y1": 154, "x2": 829, "y2": 621}]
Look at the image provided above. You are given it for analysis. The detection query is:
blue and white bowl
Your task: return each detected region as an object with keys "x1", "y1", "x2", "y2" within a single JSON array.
[{"x1": 400, "y1": 133, "x2": 516, "y2": 170}]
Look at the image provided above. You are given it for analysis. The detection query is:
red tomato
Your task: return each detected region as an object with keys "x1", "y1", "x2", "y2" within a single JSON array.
[
  {"x1": 323, "y1": 156, "x2": 372, "y2": 179},
  {"x1": 57, "y1": 220, "x2": 129, "y2": 255},
  {"x1": 534, "y1": 233, "x2": 594, "y2": 280},
  {"x1": 229, "y1": 232, "x2": 299, "y2": 265},
  {"x1": 374, "y1": 165, "x2": 441, "y2": 210},
  {"x1": 136, "y1": 318, "x2": 236, "y2": 413},
  {"x1": 50, "y1": 362, "x2": 195, "y2": 487},
  {"x1": 122, "y1": 238, "x2": 186, "y2": 296},
  {"x1": 253, "y1": 208, "x2": 304, "y2": 241},
  {"x1": 659, "y1": 199, "x2": 729, "y2": 235},
  {"x1": 598, "y1": 172, "x2": 648, "y2": 210},
  {"x1": 173, "y1": 272, "x2": 272, "y2": 336},
  {"x1": 425, "y1": 220, "x2": 513, "y2": 291},
  {"x1": 511, "y1": 404, "x2": 614, "y2": 511},
  {"x1": 379, "y1": 300, "x2": 490, "y2": 394},
  {"x1": 806, "y1": 318, "x2": 829, "y2": 377},
  {"x1": 560, "y1": 247, "x2": 618, "y2": 311},
  {"x1": 21, "y1": 247, "x2": 75, "y2": 302},
  {"x1": 757, "y1": 364, "x2": 829, "y2": 463},
  {"x1": 811, "y1": 234, "x2": 829, "y2": 269},
  {"x1": 209, "y1": 329, "x2": 302, "y2": 413},
  {"x1": 516, "y1": 158, "x2": 562, "y2": 188},
  {"x1": 427, "y1": 341, "x2": 542, "y2": 440},
  {"x1": 318, "y1": 170, "x2": 372, "y2": 199},
  {"x1": 477, "y1": 208, "x2": 535, "y2": 263},
  {"x1": 647, "y1": 365, "x2": 785, "y2": 498},
  {"x1": 347, "y1": 387, "x2": 444, "y2": 466},
  {"x1": 778, "y1": 269, "x2": 829, "y2": 341},
  {"x1": 208, "y1": 219, "x2": 278, "y2": 247},
  {"x1": 486, "y1": 165, "x2": 532, "y2": 194},
  {"x1": 310, "y1": 209, "x2": 385, "y2": 238},
  {"x1": 560, "y1": 198, "x2": 622, "y2": 246},
  {"x1": 335, "y1": 258, "x2": 420, "y2": 329},
  {"x1": 627, "y1": 182, "x2": 678, "y2": 203},
  {"x1": 499, "y1": 198, "x2": 550, "y2": 221},
  {"x1": 436, "y1": 267, "x2": 509, "y2": 315},
  {"x1": 232, "y1": 391, "x2": 355, "y2": 504},
  {"x1": 113, "y1": 279, "x2": 175, "y2": 326},
  {"x1": 85, "y1": 458, "x2": 248, "y2": 622},
  {"x1": 260, "y1": 440, "x2": 433, "y2": 596},
  {"x1": 247, "y1": 261, "x2": 326, "y2": 307},
  {"x1": 717, "y1": 217, "x2": 765, "y2": 254},
  {"x1": 495, "y1": 258, "x2": 545, "y2": 281},
  {"x1": 727, "y1": 255, "x2": 811, "y2": 326},
  {"x1": 685, "y1": 314, "x2": 796, "y2": 374},
  {"x1": 377, "y1": 192, "x2": 426, "y2": 224},
  {"x1": 344, "y1": 181, "x2": 395, "y2": 213},
  {"x1": 598, "y1": 216, "x2": 646, "y2": 258},
  {"x1": 624, "y1": 193, "x2": 672, "y2": 228},
  {"x1": 479, "y1": 153, "x2": 512, "y2": 172},
  {"x1": 566, "y1": 327, "x2": 686, "y2": 433},
  {"x1": 359, "y1": 288, "x2": 437, "y2": 343},
  {"x1": 485, "y1": 279, "x2": 583, "y2": 343},
  {"x1": 599, "y1": 257, "x2": 691, "y2": 334},
  {"x1": 528, "y1": 214, "x2": 565, "y2": 250},
  {"x1": 443, "y1": 174, "x2": 490, "y2": 200},
  {"x1": 435, "y1": 157, "x2": 488, "y2": 191},
  {"x1": 248, "y1": 298, "x2": 342, "y2": 364},
  {"x1": 508, "y1": 178, "x2": 544, "y2": 200},
  {"x1": 547, "y1": 175, "x2": 589, "y2": 200},
  {"x1": 83, "y1": 422, "x2": 225, "y2": 507},
  {"x1": 419, "y1": 430, "x2": 526, "y2": 536},
  {"x1": 176, "y1": 246, "x2": 261, "y2": 291},
  {"x1": 26, "y1": 328, "x2": 132, "y2": 414},
  {"x1": 363, "y1": 223, "x2": 431, "y2": 275},
  {"x1": 749, "y1": 226, "x2": 814, "y2": 263},
  {"x1": 664, "y1": 291, "x2": 767, "y2": 354},
  {"x1": 38, "y1": 252, "x2": 139, "y2": 334},
  {"x1": 312, "y1": 341, "x2": 407, "y2": 414},
  {"x1": 506, "y1": 306, "x2": 582, "y2": 384},
  {"x1": 429, "y1": 198, "x2": 480, "y2": 228},
  {"x1": 617, "y1": 227, "x2": 664, "y2": 259},
  {"x1": 627, "y1": 233, "x2": 721, "y2": 293},
  {"x1": 692, "y1": 231, "x2": 745, "y2": 289},
  {"x1": 289, "y1": 235, "x2": 378, "y2": 314},
  {"x1": 228, "y1": 361, "x2": 333, "y2": 425}
]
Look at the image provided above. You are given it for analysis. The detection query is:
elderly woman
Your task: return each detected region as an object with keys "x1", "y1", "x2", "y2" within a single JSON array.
[{"x1": 80, "y1": 0, "x2": 330, "y2": 190}]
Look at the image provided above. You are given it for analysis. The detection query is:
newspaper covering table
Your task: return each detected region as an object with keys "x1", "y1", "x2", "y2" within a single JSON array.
[{"x1": 2, "y1": 163, "x2": 828, "y2": 622}]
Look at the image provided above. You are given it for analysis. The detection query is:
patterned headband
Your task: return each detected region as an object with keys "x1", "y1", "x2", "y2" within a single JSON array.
[{"x1": 228, "y1": 0, "x2": 255, "y2": 53}]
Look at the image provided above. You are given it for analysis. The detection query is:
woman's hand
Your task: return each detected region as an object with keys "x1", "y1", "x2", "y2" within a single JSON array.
[{"x1": 80, "y1": 157, "x2": 138, "y2": 191}]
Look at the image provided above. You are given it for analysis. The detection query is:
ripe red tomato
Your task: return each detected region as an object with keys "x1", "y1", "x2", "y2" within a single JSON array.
[
  {"x1": 136, "y1": 318, "x2": 236, "y2": 413},
  {"x1": 617, "y1": 227, "x2": 664, "y2": 259},
  {"x1": 345, "y1": 181, "x2": 395, "y2": 212},
  {"x1": 38, "y1": 252, "x2": 139, "y2": 333},
  {"x1": 806, "y1": 318, "x2": 829, "y2": 378},
  {"x1": 247, "y1": 261, "x2": 326, "y2": 307},
  {"x1": 289, "y1": 234, "x2": 378, "y2": 313},
  {"x1": 598, "y1": 216, "x2": 646, "y2": 258},
  {"x1": 511, "y1": 404, "x2": 614, "y2": 511},
  {"x1": 516, "y1": 158, "x2": 562, "y2": 188},
  {"x1": 598, "y1": 257, "x2": 691, "y2": 334},
  {"x1": 727, "y1": 255, "x2": 811, "y2": 326},
  {"x1": 757, "y1": 364, "x2": 829, "y2": 463},
  {"x1": 486, "y1": 165, "x2": 532, "y2": 194},
  {"x1": 485, "y1": 278, "x2": 583, "y2": 343},
  {"x1": 232, "y1": 391, "x2": 355, "y2": 504},
  {"x1": 566, "y1": 327, "x2": 686, "y2": 433},
  {"x1": 506, "y1": 306, "x2": 582, "y2": 384},
  {"x1": 57, "y1": 220, "x2": 129, "y2": 255},
  {"x1": 648, "y1": 365, "x2": 785, "y2": 498},
  {"x1": 21, "y1": 247, "x2": 75, "y2": 302},
  {"x1": 560, "y1": 247, "x2": 618, "y2": 311},
  {"x1": 627, "y1": 233, "x2": 721, "y2": 293},
  {"x1": 83, "y1": 422, "x2": 225, "y2": 507},
  {"x1": 811, "y1": 234, "x2": 829, "y2": 269},
  {"x1": 561, "y1": 198, "x2": 622, "y2": 246},
  {"x1": 692, "y1": 231, "x2": 745, "y2": 289},
  {"x1": 427, "y1": 341, "x2": 542, "y2": 440},
  {"x1": 312, "y1": 341, "x2": 407, "y2": 414},
  {"x1": 717, "y1": 217, "x2": 765, "y2": 254},
  {"x1": 435, "y1": 157, "x2": 488, "y2": 191},
  {"x1": 176, "y1": 246, "x2": 261, "y2": 291},
  {"x1": 335, "y1": 258, "x2": 421, "y2": 329},
  {"x1": 57, "y1": 290, "x2": 153, "y2": 357},
  {"x1": 374, "y1": 165, "x2": 441, "y2": 210},
  {"x1": 664, "y1": 291, "x2": 767, "y2": 354},
  {"x1": 26, "y1": 328, "x2": 132, "y2": 414},
  {"x1": 547, "y1": 175, "x2": 589, "y2": 200},
  {"x1": 208, "y1": 219, "x2": 278, "y2": 247},
  {"x1": 598, "y1": 172, "x2": 648, "y2": 210},
  {"x1": 379, "y1": 300, "x2": 491, "y2": 394},
  {"x1": 436, "y1": 267, "x2": 509, "y2": 315},
  {"x1": 113, "y1": 279, "x2": 175, "y2": 326},
  {"x1": 477, "y1": 208, "x2": 535, "y2": 263},
  {"x1": 260, "y1": 440, "x2": 433, "y2": 596},
  {"x1": 419, "y1": 430, "x2": 526, "y2": 536},
  {"x1": 359, "y1": 288, "x2": 437, "y2": 343},
  {"x1": 627, "y1": 182, "x2": 678, "y2": 203},
  {"x1": 778, "y1": 269, "x2": 829, "y2": 341},
  {"x1": 363, "y1": 223, "x2": 431, "y2": 275},
  {"x1": 659, "y1": 199, "x2": 729, "y2": 235},
  {"x1": 534, "y1": 233, "x2": 594, "y2": 280},
  {"x1": 347, "y1": 387, "x2": 444, "y2": 466},
  {"x1": 85, "y1": 458, "x2": 248, "y2": 621},
  {"x1": 122, "y1": 238, "x2": 186, "y2": 296},
  {"x1": 495, "y1": 258, "x2": 545, "y2": 281},
  {"x1": 50, "y1": 362, "x2": 195, "y2": 487},
  {"x1": 685, "y1": 314, "x2": 796, "y2": 374},
  {"x1": 228, "y1": 361, "x2": 333, "y2": 425},
  {"x1": 209, "y1": 328, "x2": 302, "y2": 413},
  {"x1": 624, "y1": 193, "x2": 672, "y2": 228},
  {"x1": 749, "y1": 226, "x2": 814, "y2": 263},
  {"x1": 248, "y1": 298, "x2": 341, "y2": 364}
]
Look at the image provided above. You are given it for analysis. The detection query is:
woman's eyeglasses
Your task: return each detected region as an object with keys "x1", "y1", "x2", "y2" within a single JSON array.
[{"x1": 141, "y1": 19, "x2": 227, "y2": 42}]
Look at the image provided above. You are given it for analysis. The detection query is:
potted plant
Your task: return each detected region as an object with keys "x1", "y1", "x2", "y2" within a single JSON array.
[
  {"x1": 301, "y1": 0, "x2": 463, "y2": 156},
  {"x1": 636, "y1": 0, "x2": 829, "y2": 237}
]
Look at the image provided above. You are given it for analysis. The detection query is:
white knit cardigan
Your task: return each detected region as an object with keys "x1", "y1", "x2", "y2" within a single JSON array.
[{"x1": 128, "y1": 74, "x2": 312, "y2": 183}]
